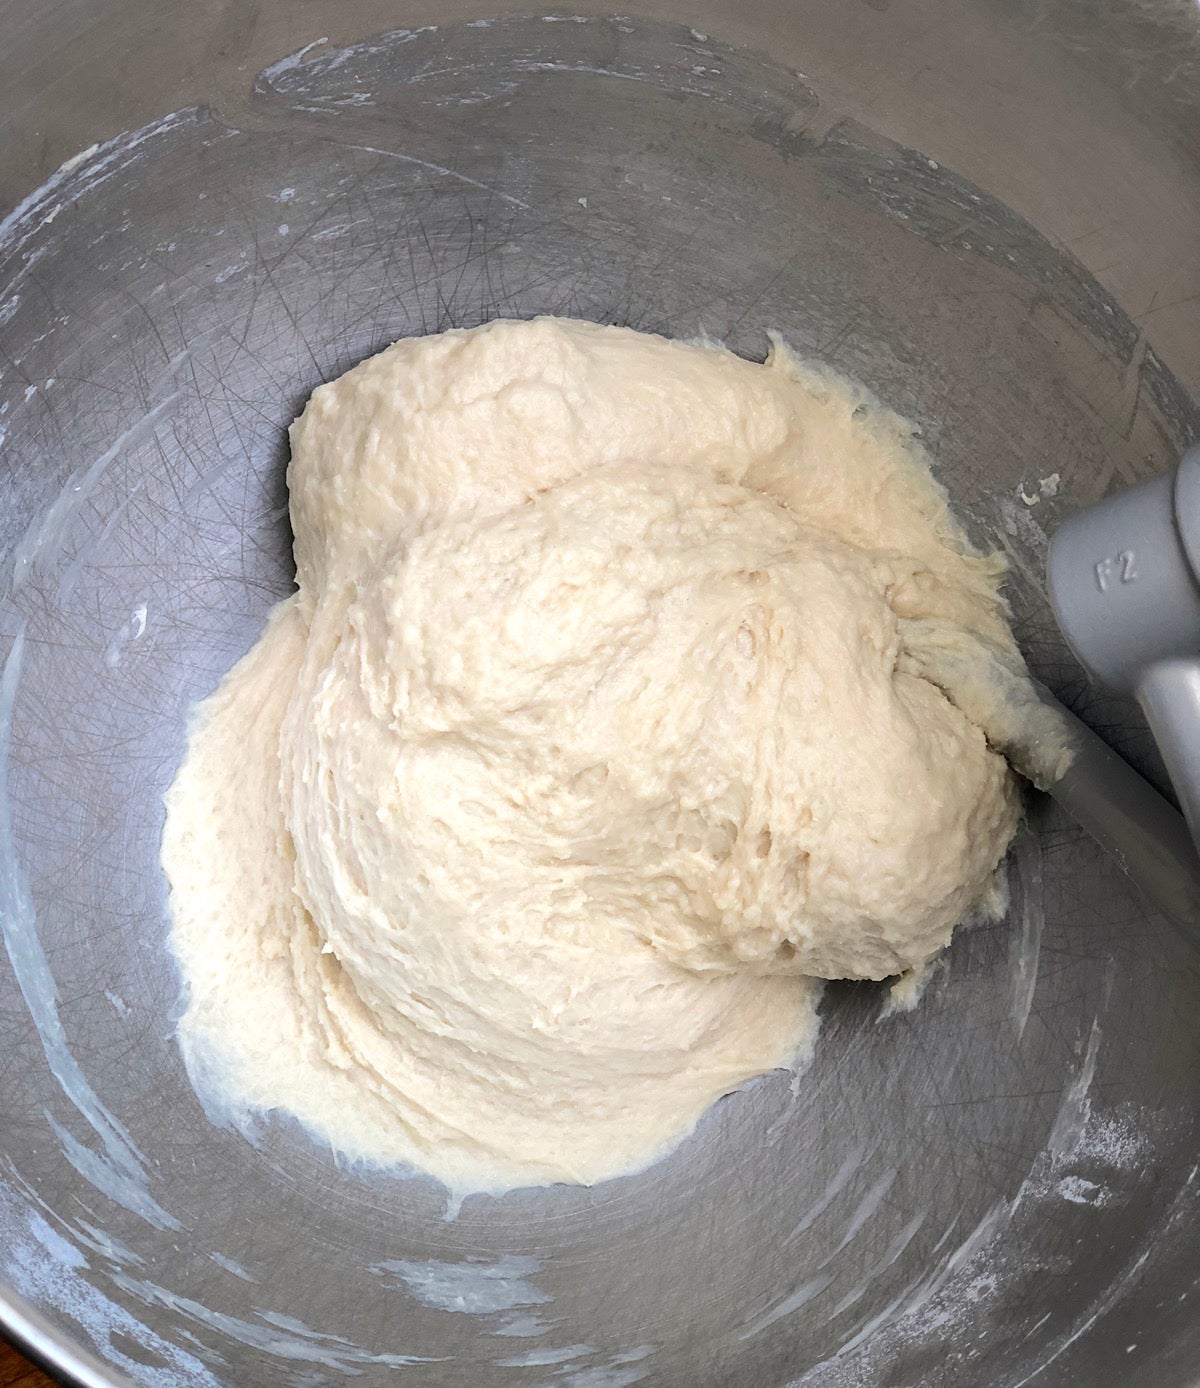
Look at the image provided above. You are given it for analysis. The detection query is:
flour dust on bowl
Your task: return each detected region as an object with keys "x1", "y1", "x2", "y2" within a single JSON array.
[{"x1": 0, "y1": 7, "x2": 1198, "y2": 1388}]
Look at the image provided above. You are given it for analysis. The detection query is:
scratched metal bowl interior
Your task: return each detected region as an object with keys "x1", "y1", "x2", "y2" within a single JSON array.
[{"x1": 1, "y1": 7, "x2": 1198, "y2": 1388}]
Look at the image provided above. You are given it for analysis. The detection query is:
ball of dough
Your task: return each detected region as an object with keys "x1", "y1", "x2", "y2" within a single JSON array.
[
  {"x1": 163, "y1": 318, "x2": 1022, "y2": 1191},
  {"x1": 316, "y1": 459, "x2": 1015, "y2": 984}
]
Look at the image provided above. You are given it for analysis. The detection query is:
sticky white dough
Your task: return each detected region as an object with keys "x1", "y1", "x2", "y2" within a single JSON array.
[{"x1": 163, "y1": 318, "x2": 1021, "y2": 1192}]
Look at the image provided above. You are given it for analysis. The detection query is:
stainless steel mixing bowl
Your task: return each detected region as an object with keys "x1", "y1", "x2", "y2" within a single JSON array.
[{"x1": 1, "y1": 4, "x2": 1198, "y2": 1385}]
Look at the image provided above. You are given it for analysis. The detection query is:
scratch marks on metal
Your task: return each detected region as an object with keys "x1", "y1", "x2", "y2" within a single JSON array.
[
  {"x1": 9, "y1": 380, "x2": 184, "y2": 597},
  {"x1": 307, "y1": 139, "x2": 531, "y2": 210},
  {"x1": 1046, "y1": 1016, "x2": 1103, "y2": 1161},
  {"x1": 107, "y1": 1269, "x2": 444, "y2": 1371},
  {"x1": 0, "y1": 1189, "x2": 215, "y2": 1386},
  {"x1": 0, "y1": 112, "x2": 201, "y2": 290},
  {"x1": 739, "y1": 1274, "x2": 836, "y2": 1339},
  {"x1": 1007, "y1": 1245, "x2": 1154, "y2": 1388},
  {"x1": 0, "y1": 630, "x2": 177, "y2": 1231},
  {"x1": 782, "y1": 1142, "x2": 871, "y2": 1246},
  {"x1": 1008, "y1": 829, "x2": 1045, "y2": 1041}
]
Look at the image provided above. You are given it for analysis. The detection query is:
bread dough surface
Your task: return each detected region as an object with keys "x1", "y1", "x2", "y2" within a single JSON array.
[{"x1": 163, "y1": 318, "x2": 1021, "y2": 1191}]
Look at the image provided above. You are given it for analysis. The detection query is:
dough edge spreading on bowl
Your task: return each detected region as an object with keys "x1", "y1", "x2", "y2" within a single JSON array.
[{"x1": 162, "y1": 316, "x2": 1033, "y2": 1193}]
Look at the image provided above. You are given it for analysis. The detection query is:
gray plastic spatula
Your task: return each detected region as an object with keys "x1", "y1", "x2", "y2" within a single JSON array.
[
  {"x1": 1025, "y1": 689, "x2": 1200, "y2": 933},
  {"x1": 904, "y1": 442, "x2": 1200, "y2": 937},
  {"x1": 1040, "y1": 443, "x2": 1200, "y2": 935}
]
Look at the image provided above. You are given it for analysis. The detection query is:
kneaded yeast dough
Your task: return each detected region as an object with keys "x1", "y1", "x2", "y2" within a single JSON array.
[{"x1": 163, "y1": 318, "x2": 1022, "y2": 1192}]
